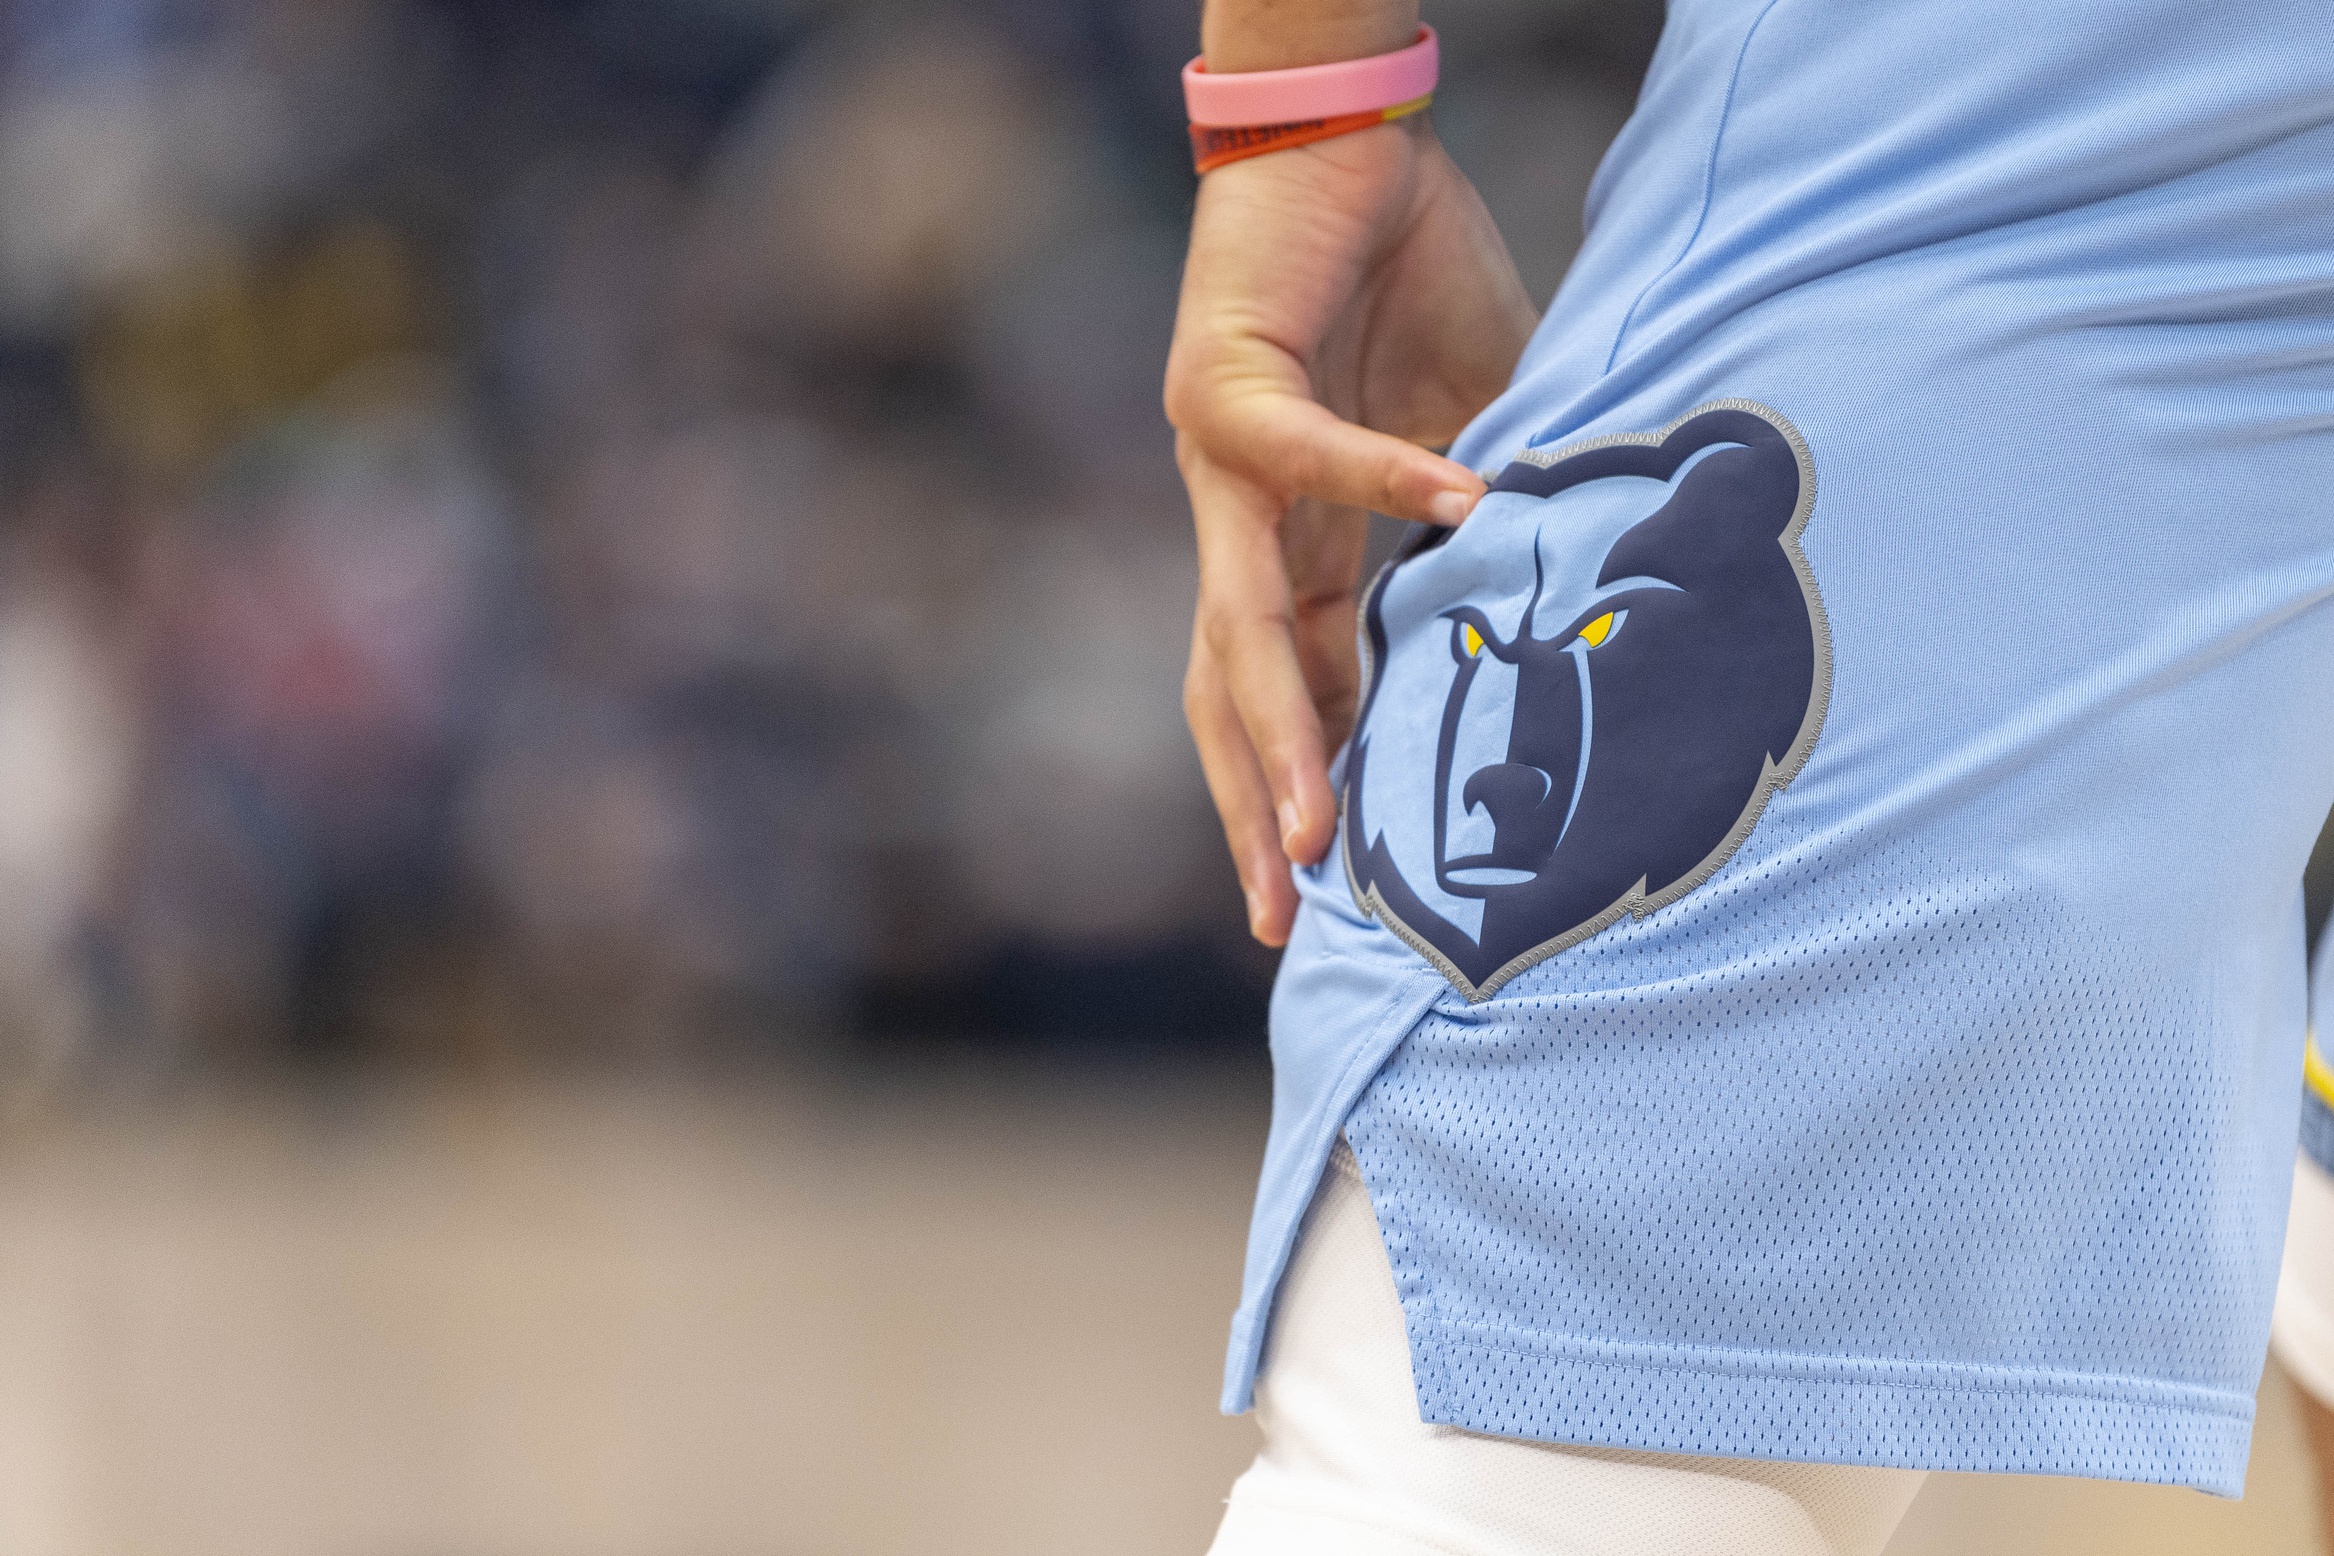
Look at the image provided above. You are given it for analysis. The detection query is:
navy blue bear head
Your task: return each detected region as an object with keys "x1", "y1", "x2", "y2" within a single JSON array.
[{"x1": 1344, "y1": 401, "x2": 1830, "y2": 1000}]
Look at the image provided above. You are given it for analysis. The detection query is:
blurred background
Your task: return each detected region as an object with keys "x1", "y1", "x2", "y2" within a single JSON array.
[{"x1": 0, "y1": 0, "x2": 2322, "y2": 1551}]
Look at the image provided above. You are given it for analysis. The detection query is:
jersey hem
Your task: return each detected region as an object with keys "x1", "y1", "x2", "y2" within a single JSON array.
[{"x1": 1406, "y1": 1320, "x2": 2255, "y2": 1496}]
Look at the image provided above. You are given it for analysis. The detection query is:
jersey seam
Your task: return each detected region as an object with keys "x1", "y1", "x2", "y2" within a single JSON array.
[
  {"x1": 1424, "y1": 1322, "x2": 2252, "y2": 1415},
  {"x1": 1600, "y1": 0, "x2": 1789, "y2": 375}
]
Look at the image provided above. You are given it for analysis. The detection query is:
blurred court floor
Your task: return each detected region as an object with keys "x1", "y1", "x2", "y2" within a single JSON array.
[{"x1": 0, "y1": 1071, "x2": 2320, "y2": 1556}]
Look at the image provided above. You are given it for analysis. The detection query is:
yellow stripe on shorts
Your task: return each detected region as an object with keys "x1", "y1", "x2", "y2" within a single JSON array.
[{"x1": 2306, "y1": 1029, "x2": 2334, "y2": 1110}]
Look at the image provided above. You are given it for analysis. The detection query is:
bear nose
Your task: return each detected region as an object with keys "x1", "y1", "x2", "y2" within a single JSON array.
[{"x1": 1462, "y1": 763, "x2": 1554, "y2": 830}]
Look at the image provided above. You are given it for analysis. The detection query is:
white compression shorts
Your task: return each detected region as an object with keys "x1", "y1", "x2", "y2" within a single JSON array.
[
  {"x1": 1208, "y1": 1140, "x2": 1927, "y2": 1556},
  {"x1": 2273, "y1": 1148, "x2": 2334, "y2": 1406}
]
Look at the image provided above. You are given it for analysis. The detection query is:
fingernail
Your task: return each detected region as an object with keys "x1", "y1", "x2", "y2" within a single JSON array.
[
  {"x1": 1429, "y1": 489, "x2": 1474, "y2": 525},
  {"x1": 1278, "y1": 799, "x2": 1303, "y2": 852},
  {"x1": 1244, "y1": 887, "x2": 1265, "y2": 935}
]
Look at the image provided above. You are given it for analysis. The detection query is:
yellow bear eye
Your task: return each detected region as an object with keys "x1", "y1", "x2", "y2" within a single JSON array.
[
  {"x1": 1577, "y1": 611, "x2": 1616, "y2": 648},
  {"x1": 1463, "y1": 623, "x2": 1485, "y2": 657}
]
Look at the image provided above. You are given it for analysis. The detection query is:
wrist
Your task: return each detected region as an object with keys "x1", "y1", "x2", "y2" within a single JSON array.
[{"x1": 1202, "y1": 0, "x2": 1419, "y2": 73}]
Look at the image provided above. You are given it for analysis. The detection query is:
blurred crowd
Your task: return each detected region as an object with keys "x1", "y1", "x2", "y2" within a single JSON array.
[{"x1": 0, "y1": 0, "x2": 1655, "y2": 1082}]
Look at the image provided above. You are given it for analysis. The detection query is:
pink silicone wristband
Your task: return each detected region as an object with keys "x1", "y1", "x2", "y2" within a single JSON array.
[{"x1": 1182, "y1": 26, "x2": 1438, "y2": 128}]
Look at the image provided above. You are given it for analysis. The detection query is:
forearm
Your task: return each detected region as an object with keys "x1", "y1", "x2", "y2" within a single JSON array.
[{"x1": 1202, "y1": 0, "x2": 1418, "y2": 73}]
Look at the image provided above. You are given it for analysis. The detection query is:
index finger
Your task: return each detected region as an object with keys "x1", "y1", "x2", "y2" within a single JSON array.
[
  {"x1": 1183, "y1": 442, "x2": 1342, "y2": 867},
  {"x1": 1203, "y1": 381, "x2": 1484, "y2": 529}
]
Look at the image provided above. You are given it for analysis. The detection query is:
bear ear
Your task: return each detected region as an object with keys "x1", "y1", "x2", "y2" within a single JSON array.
[{"x1": 1596, "y1": 430, "x2": 1803, "y2": 590}]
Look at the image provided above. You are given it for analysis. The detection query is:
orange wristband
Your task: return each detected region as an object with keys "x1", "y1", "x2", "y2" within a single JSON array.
[{"x1": 1188, "y1": 93, "x2": 1431, "y2": 175}]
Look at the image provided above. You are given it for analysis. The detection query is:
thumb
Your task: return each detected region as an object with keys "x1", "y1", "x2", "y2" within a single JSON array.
[{"x1": 1205, "y1": 384, "x2": 1484, "y2": 527}]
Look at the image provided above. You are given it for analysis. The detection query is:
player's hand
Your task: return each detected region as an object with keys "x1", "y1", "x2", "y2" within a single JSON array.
[{"x1": 1165, "y1": 115, "x2": 1535, "y2": 946}]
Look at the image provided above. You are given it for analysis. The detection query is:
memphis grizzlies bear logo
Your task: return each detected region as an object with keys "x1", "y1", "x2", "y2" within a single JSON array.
[{"x1": 1343, "y1": 400, "x2": 1830, "y2": 1001}]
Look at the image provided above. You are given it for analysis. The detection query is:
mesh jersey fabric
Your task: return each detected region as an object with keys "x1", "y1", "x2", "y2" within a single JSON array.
[
  {"x1": 1210, "y1": 1140, "x2": 1926, "y2": 1556},
  {"x1": 1222, "y1": 0, "x2": 2334, "y2": 1495}
]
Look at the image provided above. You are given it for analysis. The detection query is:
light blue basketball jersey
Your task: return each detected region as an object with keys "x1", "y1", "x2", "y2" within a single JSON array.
[{"x1": 1224, "y1": 0, "x2": 2334, "y2": 1494}]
